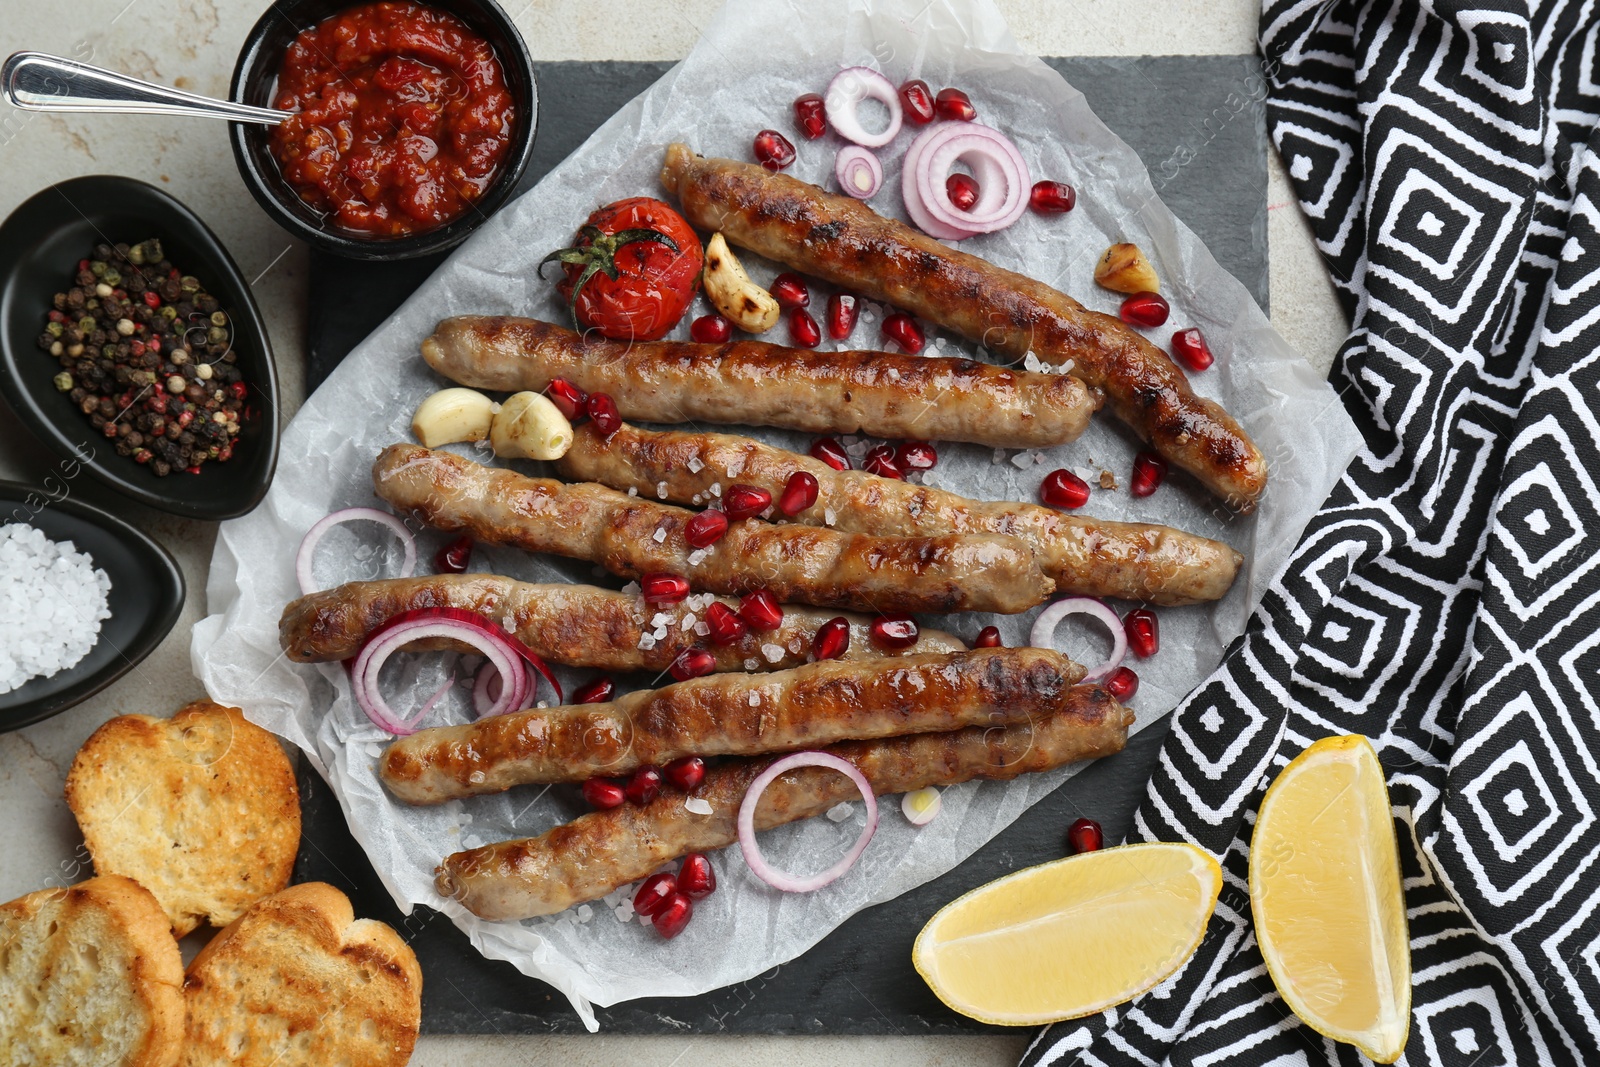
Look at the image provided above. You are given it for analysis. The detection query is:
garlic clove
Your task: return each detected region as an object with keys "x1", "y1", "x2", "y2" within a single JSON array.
[
  {"x1": 412, "y1": 387, "x2": 499, "y2": 448},
  {"x1": 1094, "y1": 243, "x2": 1160, "y2": 294},
  {"x1": 702, "y1": 232, "x2": 781, "y2": 333},
  {"x1": 490, "y1": 391, "x2": 574, "y2": 460}
]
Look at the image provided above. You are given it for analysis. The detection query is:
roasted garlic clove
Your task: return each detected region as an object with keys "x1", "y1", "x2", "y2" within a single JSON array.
[
  {"x1": 1094, "y1": 243, "x2": 1160, "y2": 294},
  {"x1": 412, "y1": 387, "x2": 498, "y2": 448},
  {"x1": 490, "y1": 391, "x2": 573, "y2": 460},
  {"x1": 702, "y1": 232, "x2": 781, "y2": 333}
]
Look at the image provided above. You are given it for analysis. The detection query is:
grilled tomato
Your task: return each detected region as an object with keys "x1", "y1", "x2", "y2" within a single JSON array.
[{"x1": 541, "y1": 197, "x2": 703, "y2": 341}]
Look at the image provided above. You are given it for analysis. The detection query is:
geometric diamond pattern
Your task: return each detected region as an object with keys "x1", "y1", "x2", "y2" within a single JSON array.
[{"x1": 1023, "y1": 1, "x2": 1600, "y2": 1064}]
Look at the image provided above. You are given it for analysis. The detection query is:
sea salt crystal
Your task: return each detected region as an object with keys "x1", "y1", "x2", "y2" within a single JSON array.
[
  {"x1": 627, "y1": 486, "x2": 638, "y2": 497},
  {"x1": 761, "y1": 643, "x2": 785, "y2": 663},
  {"x1": 621, "y1": 581, "x2": 640, "y2": 596},
  {"x1": 615, "y1": 902, "x2": 634, "y2": 922},
  {"x1": 652, "y1": 527, "x2": 667, "y2": 543},
  {"x1": 1022, "y1": 351, "x2": 1043, "y2": 373},
  {"x1": 694, "y1": 622, "x2": 710, "y2": 637},
  {"x1": 710, "y1": 482, "x2": 722, "y2": 497},
  {"x1": 653, "y1": 625, "x2": 668, "y2": 640},
  {"x1": 823, "y1": 508, "x2": 836, "y2": 526},
  {"x1": 681, "y1": 613, "x2": 697, "y2": 631},
  {"x1": 652, "y1": 612, "x2": 670, "y2": 627},
  {"x1": 826, "y1": 802, "x2": 854, "y2": 823},
  {"x1": 638, "y1": 633, "x2": 657, "y2": 650},
  {"x1": 992, "y1": 448, "x2": 1006, "y2": 464},
  {"x1": 657, "y1": 481, "x2": 668, "y2": 499},
  {"x1": 687, "y1": 457, "x2": 704, "y2": 473},
  {"x1": 1012, "y1": 451, "x2": 1034, "y2": 470},
  {"x1": 0, "y1": 523, "x2": 113, "y2": 694},
  {"x1": 687, "y1": 549, "x2": 709, "y2": 565},
  {"x1": 748, "y1": 691, "x2": 760, "y2": 706},
  {"x1": 684, "y1": 797, "x2": 713, "y2": 815},
  {"x1": 577, "y1": 904, "x2": 593, "y2": 924},
  {"x1": 744, "y1": 657, "x2": 760, "y2": 670}
]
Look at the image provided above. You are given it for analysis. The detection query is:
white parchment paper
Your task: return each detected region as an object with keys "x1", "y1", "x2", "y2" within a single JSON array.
[{"x1": 193, "y1": 0, "x2": 1360, "y2": 1028}]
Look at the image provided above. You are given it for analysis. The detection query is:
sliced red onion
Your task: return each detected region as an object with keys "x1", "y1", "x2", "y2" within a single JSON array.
[
  {"x1": 350, "y1": 607, "x2": 561, "y2": 735},
  {"x1": 1029, "y1": 596, "x2": 1127, "y2": 683},
  {"x1": 835, "y1": 145, "x2": 883, "y2": 199},
  {"x1": 825, "y1": 67, "x2": 902, "y2": 148},
  {"x1": 738, "y1": 751, "x2": 878, "y2": 892},
  {"x1": 902, "y1": 122, "x2": 1030, "y2": 239},
  {"x1": 296, "y1": 507, "x2": 416, "y2": 595}
]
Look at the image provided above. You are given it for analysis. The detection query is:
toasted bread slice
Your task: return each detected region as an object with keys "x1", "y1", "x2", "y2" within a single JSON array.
[
  {"x1": 65, "y1": 700, "x2": 301, "y2": 936},
  {"x1": 0, "y1": 875, "x2": 184, "y2": 1067},
  {"x1": 180, "y1": 882, "x2": 421, "y2": 1067}
]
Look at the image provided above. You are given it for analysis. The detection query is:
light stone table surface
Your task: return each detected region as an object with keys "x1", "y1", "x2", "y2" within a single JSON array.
[{"x1": 0, "y1": 0, "x2": 1345, "y2": 1062}]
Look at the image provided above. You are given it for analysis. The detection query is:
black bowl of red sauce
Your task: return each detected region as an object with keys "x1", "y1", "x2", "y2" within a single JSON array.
[{"x1": 230, "y1": 0, "x2": 538, "y2": 260}]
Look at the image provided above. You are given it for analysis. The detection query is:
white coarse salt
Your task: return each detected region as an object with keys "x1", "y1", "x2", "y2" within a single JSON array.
[
  {"x1": 694, "y1": 622, "x2": 710, "y2": 637},
  {"x1": 687, "y1": 457, "x2": 704, "y2": 474},
  {"x1": 744, "y1": 657, "x2": 760, "y2": 671},
  {"x1": 656, "y1": 481, "x2": 668, "y2": 499},
  {"x1": 687, "y1": 548, "x2": 709, "y2": 566},
  {"x1": 577, "y1": 904, "x2": 593, "y2": 924},
  {"x1": 638, "y1": 633, "x2": 657, "y2": 650},
  {"x1": 627, "y1": 486, "x2": 638, "y2": 496},
  {"x1": 651, "y1": 612, "x2": 670, "y2": 627},
  {"x1": 823, "y1": 508, "x2": 837, "y2": 526},
  {"x1": 0, "y1": 523, "x2": 114, "y2": 695},
  {"x1": 748, "y1": 691, "x2": 760, "y2": 706},
  {"x1": 761, "y1": 643, "x2": 785, "y2": 663},
  {"x1": 652, "y1": 527, "x2": 667, "y2": 543},
  {"x1": 684, "y1": 797, "x2": 713, "y2": 816},
  {"x1": 1012, "y1": 451, "x2": 1034, "y2": 470},
  {"x1": 621, "y1": 581, "x2": 641, "y2": 596},
  {"x1": 710, "y1": 482, "x2": 722, "y2": 497},
  {"x1": 681, "y1": 613, "x2": 697, "y2": 631},
  {"x1": 827, "y1": 802, "x2": 854, "y2": 823}
]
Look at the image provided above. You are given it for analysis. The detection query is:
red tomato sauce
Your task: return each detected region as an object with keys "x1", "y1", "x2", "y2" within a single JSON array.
[{"x1": 268, "y1": 2, "x2": 516, "y2": 236}]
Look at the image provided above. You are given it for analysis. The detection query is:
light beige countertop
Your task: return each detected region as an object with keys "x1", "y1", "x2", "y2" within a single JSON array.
[{"x1": 0, "y1": 1, "x2": 1344, "y2": 1062}]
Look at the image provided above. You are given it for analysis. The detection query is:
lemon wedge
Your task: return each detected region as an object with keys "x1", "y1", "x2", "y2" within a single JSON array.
[
  {"x1": 1251, "y1": 735, "x2": 1410, "y2": 1062},
  {"x1": 913, "y1": 842, "x2": 1222, "y2": 1025}
]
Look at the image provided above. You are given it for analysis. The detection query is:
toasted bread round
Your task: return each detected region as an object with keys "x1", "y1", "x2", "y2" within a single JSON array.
[
  {"x1": 180, "y1": 882, "x2": 422, "y2": 1067},
  {"x1": 65, "y1": 700, "x2": 301, "y2": 937},
  {"x1": 0, "y1": 875, "x2": 184, "y2": 1067}
]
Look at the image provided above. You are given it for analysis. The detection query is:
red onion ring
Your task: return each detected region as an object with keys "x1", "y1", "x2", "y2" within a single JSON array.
[
  {"x1": 738, "y1": 751, "x2": 878, "y2": 893},
  {"x1": 825, "y1": 67, "x2": 902, "y2": 148},
  {"x1": 835, "y1": 145, "x2": 883, "y2": 199},
  {"x1": 296, "y1": 507, "x2": 416, "y2": 595},
  {"x1": 350, "y1": 607, "x2": 562, "y2": 735},
  {"x1": 902, "y1": 122, "x2": 1030, "y2": 238},
  {"x1": 1029, "y1": 596, "x2": 1127, "y2": 683}
]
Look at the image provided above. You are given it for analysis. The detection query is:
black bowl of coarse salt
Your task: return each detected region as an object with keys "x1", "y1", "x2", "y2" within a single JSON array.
[
  {"x1": 0, "y1": 175, "x2": 279, "y2": 520},
  {"x1": 0, "y1": 482, "x2": 184, "y2": 732}
]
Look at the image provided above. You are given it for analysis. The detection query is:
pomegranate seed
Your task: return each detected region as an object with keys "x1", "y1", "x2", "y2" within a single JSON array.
[
  {"x1": 779, "y1": 471, "x2": 819, "y2": 516},
  {"x1": 753, "y1": 128, "x2": 796, "y2": 170},
  {"x1": 870, "y1": 615, "x2": 919, "y2": 649},
  {"x1": 685, "y1": 508, "x2": 730, "y2": 548},
  {"x1": 813, "y1": 617, "x2": 851, "y2": 660},
  {"x1": 573, "y1": 676, "x2": 615, "y2": 703},
  {"x1": 1066, "y1": 817, "x2": 1104, "y2": 854},
  {"x1": 634, "y1": 872, "x2": 678, "y2": 917},
  {"x1": 789, "y1": 307, "x2": 821, "y2": 347},
  {"x1": 625, "y1": 766, "x2": 663, "y2": 805},
  {"x1": 1131, "y1": 452, "x2": 1167, "y2": 497},
  {"x1": 1124, "y1": 609, "x2": 1159, "y2": 659},
  {"x1": 723, "y1": 484, "x2": 772, "y2": 521},
  {"x1": 771, "y1": 272, "x2": 810, "y2": 310},
  {"x1": 1039, "y1": 468, "x2": 1090, "y2": 509},
  {"x1": 1105, "y1": 665, "x2": 1139, "y2": 702},
  {"x1": 704, "y1": 601, "x2": 748, "y2": 645},
  {"x1": 882, "y1": 312, "x2": 925, "y2": 354},
  {"x1": 946, "y1": 172, "x2": 979, "y2": 212},
  {"x1": 664, "y1": 756, "x2": 706, "y2": 792},
  {"x1": 1119, "y1": 291, "x2": 1170, "y2": 329},
  {"x1": 1171, "y1": 327, "x2": 1214, "y2": 371},
  {"x1": 793, "y1": 92, "x2": 827, "y2": 139},
  {"x1": 863, "y1": 445, "x2": 903, "y2": 479},
  {"x1": 582, "y1": 778, "x2": 626, "y2": 810},
  {"x1": 586, "y1": 392, "x2": 621, "y2": 435},
  {"x1": 739, "y1": 590, "x2": 784, "y2": 631},
  {"x1": 826, "y1": 292, "x2": 858, "y2": 340},
  {"x1": 810, "y1": 437, "x2": 852, "y2": 471},
  {"x1": 899, "y1": 78, "x2": 936, "y2": 124},
  {"x1": 678, "y1": 852, "x2": 717, "y2": 898},
  {"x1": 641, "y1": 573, "x2": 691, "y2": 604},
  {"x1": 433, "y1": 534, "x2": 473, "y2": 574},
  {"x1": 1029, "y1": 180, "x2": 1077, "y2": 214},
  {"x1": 895, "y1": 441, "x2": 937, "y2": 471},
  {"x1": 975, "y1": 625, "x2": 1002, "y2": 648},
  {"x1": 690, "y1": 313, "x2": 732, "y2": 343},
  {"x1": 544, "y1": 377, "x2": 588, "y2": 421},
  {"x1": 669, "y1": 647, "x2": 716, "y2": 681},
  {"x1": 934, "y1": 87, "x2": 976, "y2": 120},
  {"x1": 652, "y1": 892, "x2": 693, "y2": 938}
]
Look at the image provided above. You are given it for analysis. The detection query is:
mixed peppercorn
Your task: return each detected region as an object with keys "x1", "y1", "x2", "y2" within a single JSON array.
[{"x1": 38, "y1": 239, "x2": 250, "y2": 477}]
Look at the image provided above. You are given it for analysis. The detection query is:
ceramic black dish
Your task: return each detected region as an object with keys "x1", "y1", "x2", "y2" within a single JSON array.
[
  {"x1": 0, "y1": 481, "x2": 185, "y2": 733},
  {"x1": 0, "y1": 175, "x2": 280, "y2": 520},
  {"x1": 229, "y1": 0, "x2": 540, "y2": 261}
]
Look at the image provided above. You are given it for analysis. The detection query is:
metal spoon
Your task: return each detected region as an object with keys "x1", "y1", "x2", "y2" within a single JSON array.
[{"x1": 1, "y1": 51, "x2": 288, "y2": 125}]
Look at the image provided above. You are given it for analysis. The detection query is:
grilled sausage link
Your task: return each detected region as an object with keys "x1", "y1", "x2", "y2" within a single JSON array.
[
  {"x1": 558, "y1": 422, "x2": 1242, "y2": 606},
  {"x1": 372, "y1": 444, "x2": 1053, "y2": 615},
  {"x1": 279, "y1": 574, "x2": 964, "y2": 668},
  {"x1": 659, "y1": 144, "x2": 1267, "y2": 511},
  {"x1": 437, "y1": 685, "x2": 1133, "y2": 920},
  {"x1": 421, "y1": 317, "x2": 1098, "y2": 449},
  {"x1": 382, "y1": 647, "x2": 1086, "y2": 803}
]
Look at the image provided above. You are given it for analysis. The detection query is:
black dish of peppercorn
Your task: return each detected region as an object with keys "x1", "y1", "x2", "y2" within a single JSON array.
[{"x1": 0, "y1": 176, "x2": 279, "y2": 520}]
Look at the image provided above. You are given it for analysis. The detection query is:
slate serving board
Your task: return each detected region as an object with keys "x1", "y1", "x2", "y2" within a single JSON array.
[{"x1": 295, "y1": 54, "x2": 1269, "y2": 1034}]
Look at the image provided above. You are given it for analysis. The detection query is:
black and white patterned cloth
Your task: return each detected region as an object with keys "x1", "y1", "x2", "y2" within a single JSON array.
[{"x1": 1022, "y1": 1, "x2": 1600, "y2": 1063}]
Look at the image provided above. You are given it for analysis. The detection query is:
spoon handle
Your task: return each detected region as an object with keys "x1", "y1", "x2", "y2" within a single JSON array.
[{"x1": 1, "y1": 51, "x2": 288, "y2": 125}]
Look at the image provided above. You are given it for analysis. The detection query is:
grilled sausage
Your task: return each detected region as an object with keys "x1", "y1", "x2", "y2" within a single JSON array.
[
  {"x1": 381, "y1": 647, "x2": 1084, "y2": 803},
  {"x1": 436, "y1": 684, "x2": 1133, "y2": 920},
  {"x1": 659, "y1": 145, "x2": 1267, "y2": 510},
  {"x1": 421, "y1": 317, "x2": 1098, "y2": 449},
  {"x1": 279, "y1": 574, "x2": 964, "y2": 668},
  {"x1": 558, "y1": 422, "x2": 1242, "y2": 605},
  {"x1": 372, "y1": 444, "x2": 1053, "y2": 615}
]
